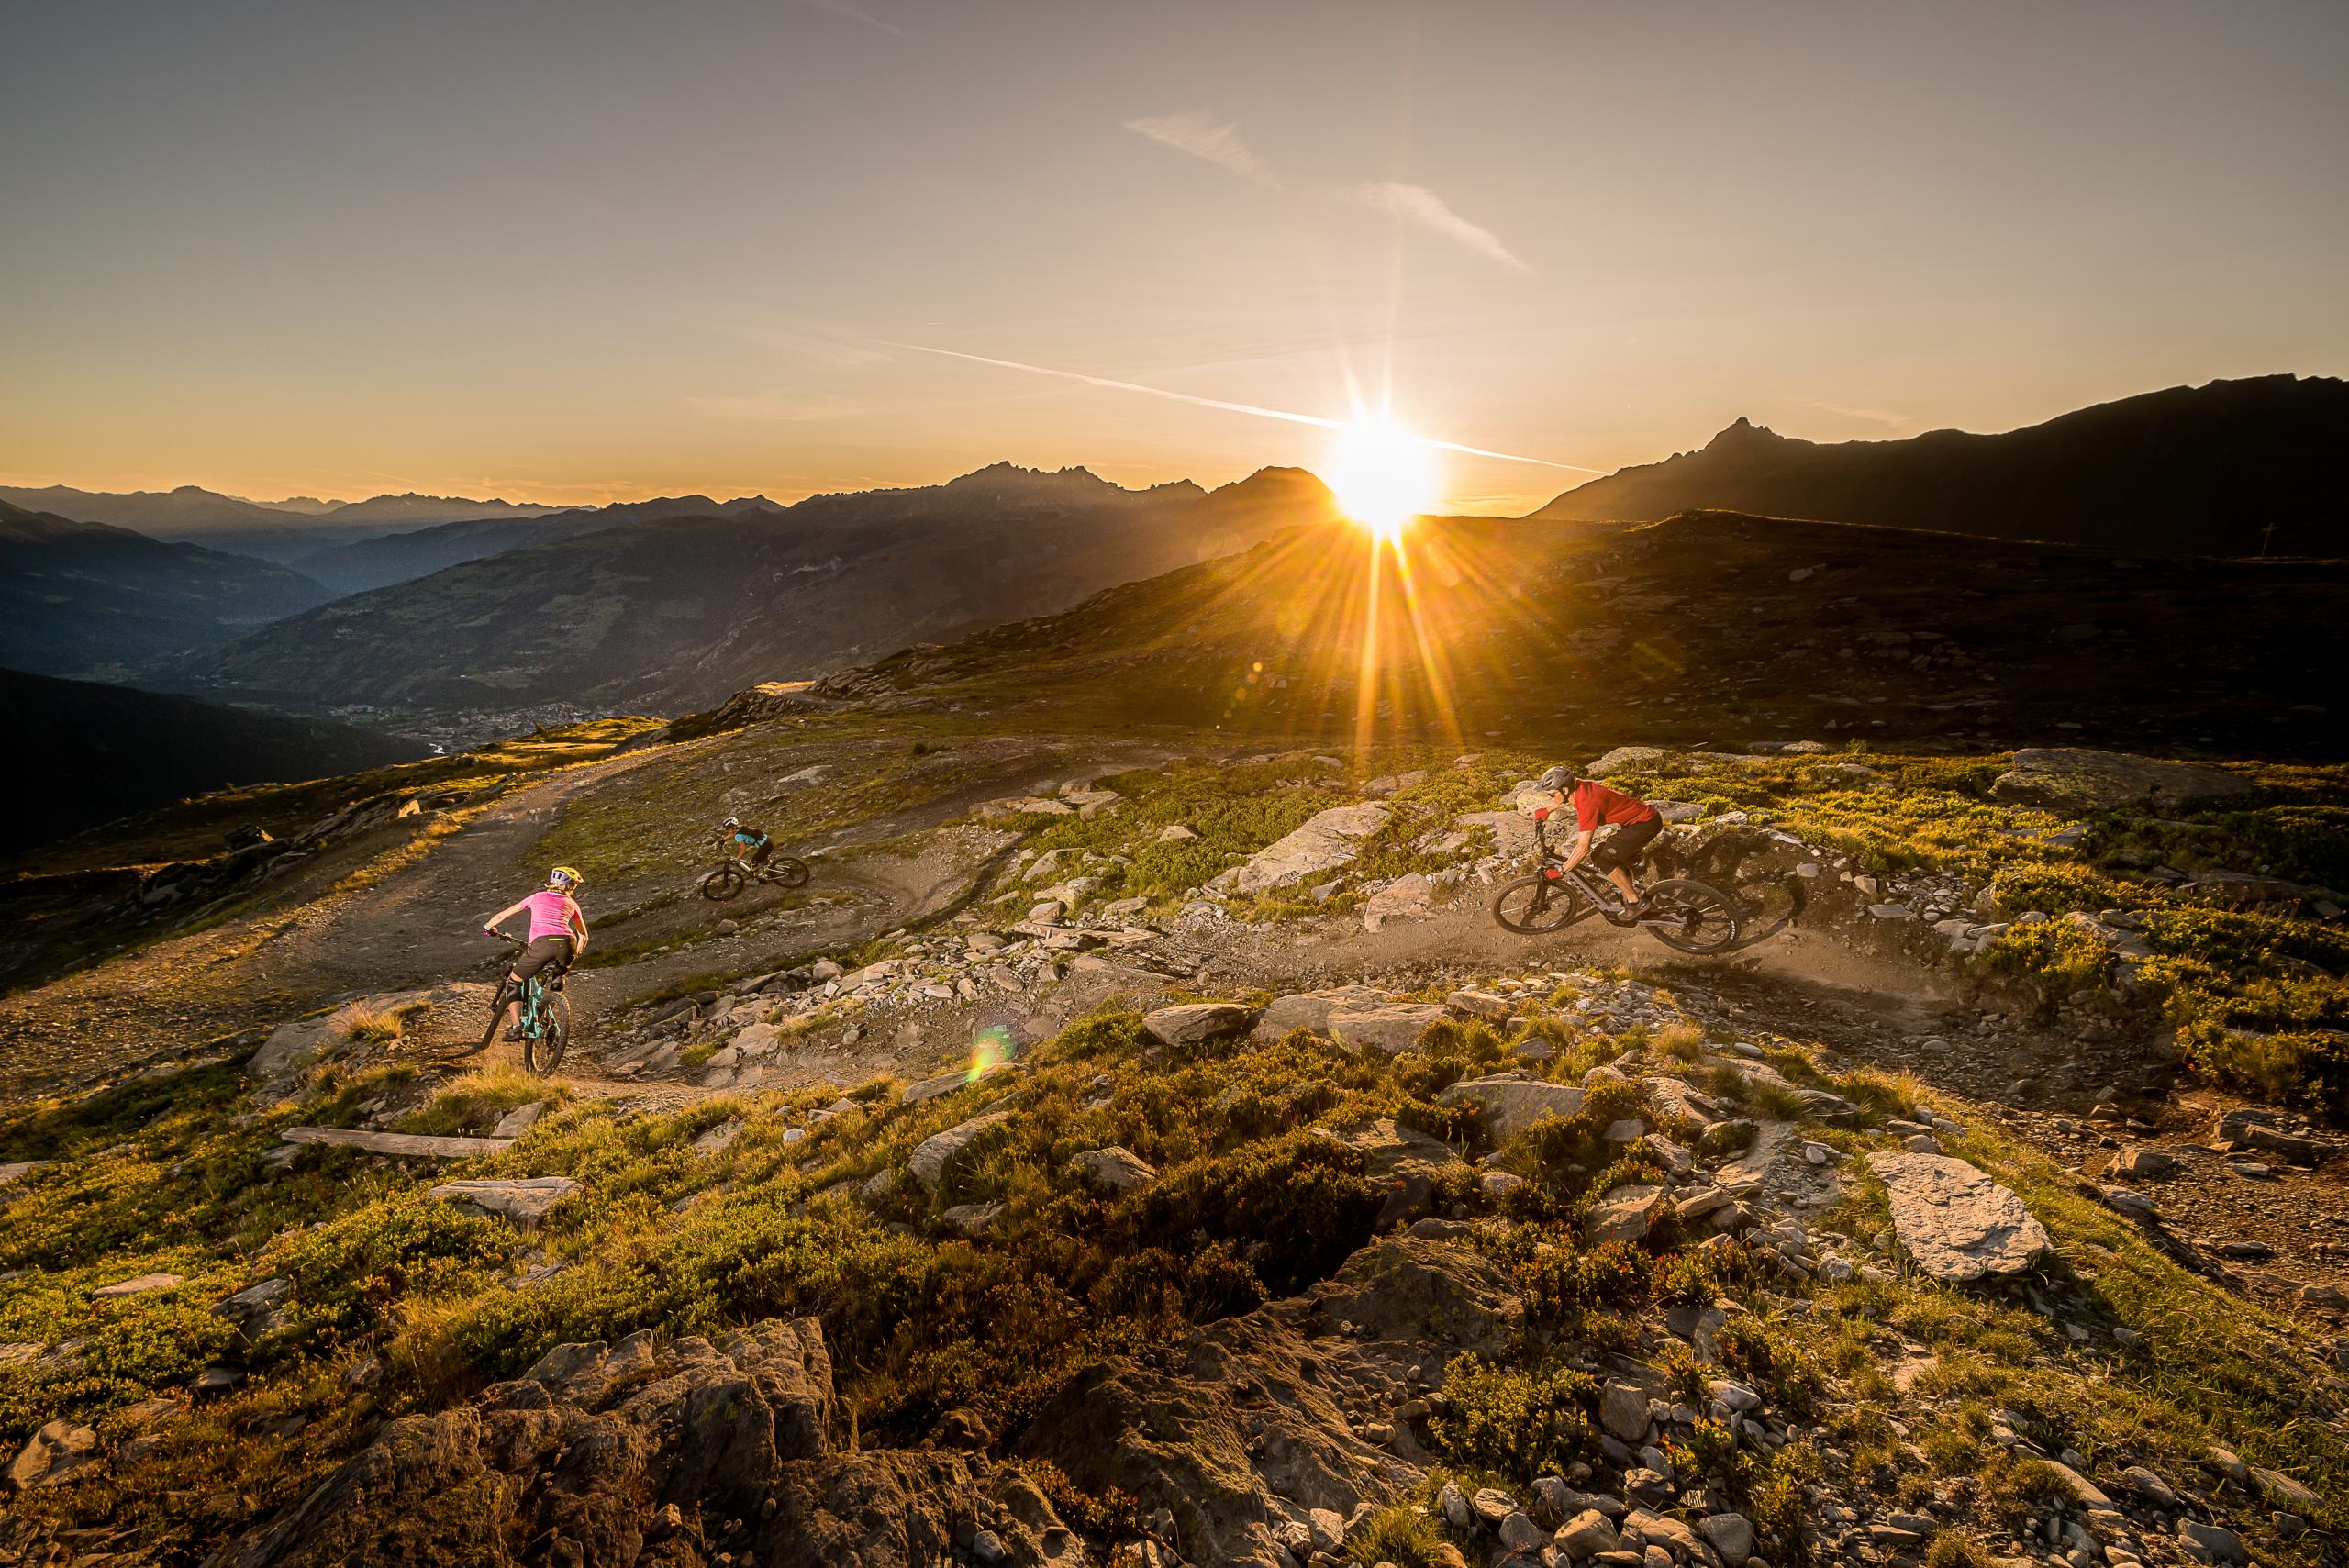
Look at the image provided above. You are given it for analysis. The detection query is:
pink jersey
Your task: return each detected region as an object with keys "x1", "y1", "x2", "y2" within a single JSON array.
[{"x1": 519, "y1": 889, "x2": 582, "y2": 943}]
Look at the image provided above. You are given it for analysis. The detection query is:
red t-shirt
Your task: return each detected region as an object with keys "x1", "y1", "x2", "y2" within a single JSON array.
[{"x1": 1572, "y1": 779, "x2": 1659, "y2": 832}]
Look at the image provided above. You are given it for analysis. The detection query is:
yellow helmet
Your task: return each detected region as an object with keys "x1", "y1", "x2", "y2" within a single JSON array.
[{"x1": 548, "y1": 865, "x2": 584, "y2": 890}]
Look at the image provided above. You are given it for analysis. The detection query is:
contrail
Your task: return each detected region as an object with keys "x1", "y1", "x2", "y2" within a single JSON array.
[{"x1": 888, "y1": 341, "x2": 1604, "y2": 473}]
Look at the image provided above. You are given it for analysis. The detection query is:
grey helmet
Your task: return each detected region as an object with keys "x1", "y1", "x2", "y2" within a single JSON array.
[{"x1": 1534, "y1": 764, "x2": 1575, "y2": 794}]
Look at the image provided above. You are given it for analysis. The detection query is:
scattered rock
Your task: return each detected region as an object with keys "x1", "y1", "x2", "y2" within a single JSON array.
[
  {"x1": 2108, "y1": 1147, "x2": 2177, "y2": 1180},
  {"x1": 1586, "y1": 1184, "x2": 1666, "y2": 1244},
  {"x1": 1436, "y1": 1075, "x2": 1586, "y2": 1141},
  {"x1": 92, "y1": 1272, "x2": 183, "y2": 1299},
  {"x1": 490, "y1": 1101, "x2": 549, "y2": 1140},
  {"x1": 1599, "y1": 1380, "x2": 1651, "y2": 1442},
  {"x1": 1072, "y1": 1147, "x2": 1157, "y2": 1195},
  {"x1": 1362, "y1": 873, "x2": 1435, "y2": 931},
  {"x1": 909, "y1": 1112, "x2": 1012, "y2": 1192},
  {"x1": 5, "y1": 1419, "x2": 97, "y2": 1491}
]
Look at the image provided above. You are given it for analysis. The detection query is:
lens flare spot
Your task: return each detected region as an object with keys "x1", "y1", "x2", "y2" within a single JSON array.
[{"x1": 968, "y1": 1025, "x2": 1015, "y2": 1084}]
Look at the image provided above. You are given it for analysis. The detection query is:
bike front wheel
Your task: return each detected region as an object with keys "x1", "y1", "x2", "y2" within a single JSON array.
[
  {"x1": 1637, "y1": 878, "x2": 1742, "y2": 955},
  {"x1": 1492, "y1": 872, "x2": 1594, "y2": 934},
  {"x1": 525, "y1": 992, "x2": 571, "y2": 1075},
  {"x1": 769, "y1": 857, "x2": 810, "y2": 888},
  {"x1": 479, "y1": 979, "x2": 516, "y2": 1053},
  {"x1": 702, "y1": 865, "x2": 747, "y2": 901}
]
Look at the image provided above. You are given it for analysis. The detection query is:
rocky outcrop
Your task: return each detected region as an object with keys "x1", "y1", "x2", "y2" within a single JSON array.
[
  {"x1": 1866, "y1": 1151, "x2": 2052, "y2": 1283},
  {"x1": 1207, "y1": 804, "x2": 1388, "y2": 895},
  {"x1": 1141, "y1": 1003, "x2": 1259, "y2": 1047},
  {"x1": 1017, "y1": 1238, "x2": 1520, "y2": 1568},
  {"x1": 910, "y1": 1111, "x2": 1012, "y2": 1192},
  {"x1": 1988, "y1": 748, "x2": 2255, "y2": 813},
  {"x1": 219, "y1": 1318, "x2": 1082, "y2": 1568},
  {"x1": 427, "y1": 1176, "x2": 578, "y2": 1229}
]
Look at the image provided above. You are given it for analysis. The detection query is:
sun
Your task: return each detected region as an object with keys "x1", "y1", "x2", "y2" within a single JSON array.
[{"x1": 1326, "y1": 418, "x2": 1439, "y2": 542}]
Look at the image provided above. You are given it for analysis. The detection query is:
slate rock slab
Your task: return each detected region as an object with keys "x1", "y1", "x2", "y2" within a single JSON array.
[
  {"x1": 1329, "y1": 1003, "x2": 1447, "y2": 1055},
  {"x1": 1207, "y1": 803, "x2": 1389, "y2": 895},
  {"x1": 429, "y1": 1176, "x2": 580, "y2": 1229},
  {"x1": 1866, "y1": 1151, "x2": 2051, "y2": 1282}
]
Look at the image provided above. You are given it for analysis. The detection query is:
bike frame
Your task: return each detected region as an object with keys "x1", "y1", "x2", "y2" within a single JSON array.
[{"x1": 1531, "y1": 816, "x2": 1638, "y2": 919}]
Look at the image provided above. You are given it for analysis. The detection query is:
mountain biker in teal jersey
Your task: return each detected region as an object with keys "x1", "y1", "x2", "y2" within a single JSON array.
[
  {"x1": 1529, "y1": 763, "x2": 1663, "y2": 913},
  {"x1": 718, "y1": 817, "x2": 774, "y2": 872},
  {"x1": 484, "y1": 866, "x2": 588, "y2": 1039}
]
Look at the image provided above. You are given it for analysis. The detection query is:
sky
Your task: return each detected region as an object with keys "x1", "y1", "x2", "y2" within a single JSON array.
[{"x1": 4, "y1": 0, "x2": 2345, "y2": 515}]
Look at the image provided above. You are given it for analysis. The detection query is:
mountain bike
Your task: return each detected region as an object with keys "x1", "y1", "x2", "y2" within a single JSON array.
[
  {"x1": 1489, "y1": 810, "x2": 1742, "y2": 954},
  {"x1": 481, "y1": 930, "x2": 572, "y2": 1074},
  {"x1": 700, "y1": 851, "x2": 811, "y2": 901}
]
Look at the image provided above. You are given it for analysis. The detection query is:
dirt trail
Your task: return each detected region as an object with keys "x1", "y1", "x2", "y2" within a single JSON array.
[{"x1": 0, "y1": 737, "x2": 1174, "y2": 1099}]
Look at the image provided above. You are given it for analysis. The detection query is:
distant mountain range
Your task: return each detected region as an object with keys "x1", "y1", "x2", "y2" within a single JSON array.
[
  {"x1": 289, "y1": 495, "x2": 785, "y2": 596},
  {"x1": 0, "y1": 484, "x2": 564, "y2": 563},
  {"x1": 0, "y1": 501, "x2": 331, "y2": 679},
  {"x1": 1530, "y1": 374, "x2": 2349, "y2": 555},
  {"x1": 166, "y1": 463, "x2": 1339, "y2": 717},
  {"x1": 0, "y1": 668, "x2": 425, "y2": 853}
]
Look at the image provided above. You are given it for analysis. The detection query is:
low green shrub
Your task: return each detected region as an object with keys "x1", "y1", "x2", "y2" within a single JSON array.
[{"x1": 1428, "y1": 1354, "x2": 1598, "y2": 1484}]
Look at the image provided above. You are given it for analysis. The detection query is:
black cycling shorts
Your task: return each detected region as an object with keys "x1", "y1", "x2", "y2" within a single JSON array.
[
  {"x1": 1589, "y1": 815, "x2": 1663, "y2": 873},
  {"x1": 511, "y1": 935, "x2": 573, "y2": 984}
]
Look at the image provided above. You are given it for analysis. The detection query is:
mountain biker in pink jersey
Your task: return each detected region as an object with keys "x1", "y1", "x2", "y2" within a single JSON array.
[
  {"x1": 484, "y1": 866, "x2": 589, "y2": 1039},
  {"x1": 1529, "y1": 763, "x2": 1662, "y2": 914}
]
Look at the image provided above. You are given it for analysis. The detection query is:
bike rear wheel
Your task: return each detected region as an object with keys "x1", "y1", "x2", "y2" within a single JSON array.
[
  {"x1": 1637, "y1": 878, "x2": 1742, "y2": 954},
  {"x1": 770, "y1": 856, "x2": 811, "y2": 888},
  {"x1": 525, "y1": 992, "x2": 570, "y2": 1075},
  {"x1": 702, "y1": 865, "x2": 747, "y2": 901},
  {"x1": 1492, "y1": 871, "x2": 1594, "y2": 934}
]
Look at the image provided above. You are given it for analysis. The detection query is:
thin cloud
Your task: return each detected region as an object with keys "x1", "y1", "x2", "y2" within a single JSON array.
[
  {"x1": 1123, "y1": 110, "x2": 1282, "y2": 189},
  {"x1": 1350, "y1": 181, "x2": 1531, "y2": 274},
  {"x1": 1806, "y1": 401, "x2": 1924, "y2": 435},
  {"x1": 797, "y1": 0, "x2": 917, "y2": 41},
  {"x1": 888, "y1": 341, "x2": 1601, "y2": 472}
]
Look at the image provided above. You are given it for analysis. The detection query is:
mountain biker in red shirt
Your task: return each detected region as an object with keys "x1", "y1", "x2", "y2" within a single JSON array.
[{"x1": 1531, "y1": 763, "x2": 1662, "y2": 913}]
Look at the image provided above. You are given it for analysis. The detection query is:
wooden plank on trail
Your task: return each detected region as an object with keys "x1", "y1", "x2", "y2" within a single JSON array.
[{"x1": 279, "y1": 1127, "x2": 514, "y2": 1158}]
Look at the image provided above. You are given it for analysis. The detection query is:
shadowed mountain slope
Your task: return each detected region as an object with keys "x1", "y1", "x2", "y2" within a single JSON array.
[
  {"x1": 170, "y1": 464, "x2": 1339, "y2": 718},
  {"x1": 820, "y1": 507, "x2": 2349, "y2": 759},
  {"x1": 0, "y1": 484, "x2": 563, "y2": 562},
  {"x1": 0, "y1": 501, "x2": 332, "y2": 678},
  {"x1": 290, "y1": 495, "x2": 785, "y2": 595},
  {"x1": 0, "y1": 668, "x2": 426, "y2": 852},
  {"x1": 1531, "y1": 374, "x2": 2349, "y2": 556}
]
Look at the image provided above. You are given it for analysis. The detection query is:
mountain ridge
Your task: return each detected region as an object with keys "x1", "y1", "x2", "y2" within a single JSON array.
[{"x1": 1531, "y1": 373, "x2": 2349, "y2": 555}]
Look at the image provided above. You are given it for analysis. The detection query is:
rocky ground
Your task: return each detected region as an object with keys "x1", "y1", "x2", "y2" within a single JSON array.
[{"x1": 1, "y1": 724, "x2": 2343, "y2": 1567}]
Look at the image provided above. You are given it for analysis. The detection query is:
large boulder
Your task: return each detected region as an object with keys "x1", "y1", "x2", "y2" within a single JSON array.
[
  {"x1": 1435, "y1": 1075, "x2": 1587, "y2": 1142},
  {"x1": 1989, "y1": 749, "x2": 2254, "y2": 813},
  {"x1": 1328, "y1": 1004, "x2": 1448, "y2": 1055},
  {"x1": 1208, "y1": 804, "x2": 1389, "y2": 895},
  {"x1": 217, "y1": 1318, "x2": 1083, "y2": 1568},
  {"x1": 1866, "y1": 1151, "x2": 2052, "y2": 1283},
  {"x1": 1361, "y1": 873, "x2": 1435, "y2": 932},
  {"x1": 1142, "y1": 1003, "x2": 1260, "y2": 1047},
  {"x1": 1255, "y1": 985, "x2": 1386, "y2": 1039},
  {"x1": 1586, "y1": 747, "x2": 1669, "y2": 778}
]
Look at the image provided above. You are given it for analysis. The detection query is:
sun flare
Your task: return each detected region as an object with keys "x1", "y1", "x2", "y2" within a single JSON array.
[{"x1": 1326, "y1": 418, "x2": 1439, "y2": 541}]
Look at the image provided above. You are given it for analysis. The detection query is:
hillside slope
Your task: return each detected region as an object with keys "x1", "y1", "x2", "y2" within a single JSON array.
[
  {"x1": 1531, "y1": 374, "x2": 2349, "y2": 555},
  {"x1": 0, "y1": 669, "x2": 428, "y2": 852},
  {"x1": 0, "y1": 501, "x2": 332, "y2": 678},
  {"x1": 822, "y1": 508, "x2": 2349, "y2": 758},
  {"x1": 0, "y1": 485, "x2": 567, "y2": 563},
  {"x1": 169, "y1": 463, "x2": 1340, "y2": 718}
]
